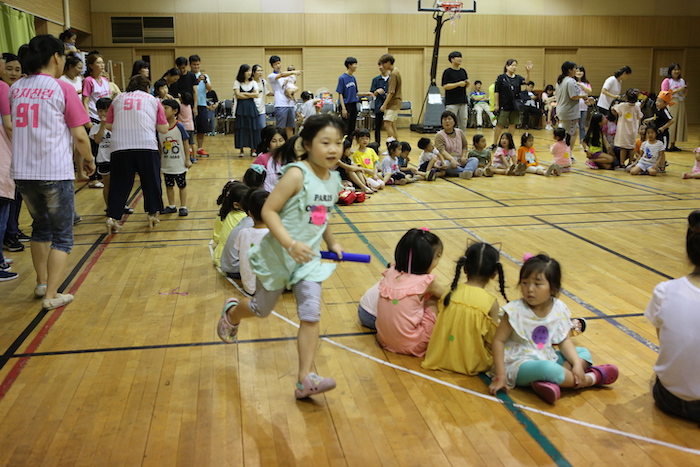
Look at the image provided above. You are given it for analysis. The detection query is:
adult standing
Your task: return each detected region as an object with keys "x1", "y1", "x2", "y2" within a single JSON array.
[
  {"x1": 190, "y1": 55, "x2": 213, "y2": 157},
  {"x1": 82, "y1": 53, "x2": 110, "y2": 189},
  {"x1": 661, "y1": 63, "x2": 687, "y2": 151},
  {"x1": 379, "y1": 54, "x2": 402, "y2": 141},
  {"x1": 492, "y1": 59, "x2": 532, "y2": 148},
  {"x1": 441, "y1": 51, "x2": 470, "y2": 131},
  {"x1": 251, "y1": 64, "x2": 268, "y2": 131},
  {"x1": 171, "y1": 56, "x2": 197, "y2": 101},
  {"x1": 59, "y1": 56, "x2": 87, "y2": 182},
  {"x1": 369, "y1": 61, "x2": 389, "y2": 144},
  {"x1": 597, "y1": 66, "x2": 631, "y2": 114},
  {"x1": 0, "y1": 55, "x2": 17, "y2": 281},
  {"x1": 130, "y1": 60, "x2": 149, "y2": 80},
  {"x1": 556, "y1": 61, "x2": 586, "y2": 151},
  {"x1": 105, "y1": 75, "x2": 168, "y2": 232},
  {"x1": 11, "y1": 35, "x2": 94, "y2": 309},
  {"x1": 575, "y1": 66, "x2": 593, "y2": 143},
  {"x1": 268, "y1": 55, "x2": 302, "y2": 139},
  {"x1": 160, "y1": 67, "x2": 181, "y2": 98},
  {"x1": 336, "y1": 57, "x2": 372, "y2": 137},
  {"x1": 233, "y1": 64, "x2": 261, "y2": 158}
]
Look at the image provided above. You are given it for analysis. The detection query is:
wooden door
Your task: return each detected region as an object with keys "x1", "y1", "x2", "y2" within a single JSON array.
[
  {"x1": 135, "y1": 49, "x2": 176, "y2": 82},
  {"x1": 387, "y1": 48, "x2": 426, "y2": 125},
  {"x1": 652, "y1": 49, "x2": 685, "y2": 93}
]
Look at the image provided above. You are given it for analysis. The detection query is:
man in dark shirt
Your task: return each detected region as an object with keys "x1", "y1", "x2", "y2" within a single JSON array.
[
  {"x1": 370, "y1": 61, "x2": 390, "y2": 144},
  {"x1": 172, "y1": 56, "x2": 198, "y2": 109},
  {"x1": 441, "y1": 51, "x2": 469, "y2": 130}
]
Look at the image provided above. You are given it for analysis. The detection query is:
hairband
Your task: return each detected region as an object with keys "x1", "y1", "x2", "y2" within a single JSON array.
[
  {"x1": 250, "y1": 164, "x2": 265, "y2": 175},
  {"x1": 523, "y1": 252, "x2": 534, "y2": 262},
  {"x1": 420, "y1": 227, "x2": 430, "y2": 232}
]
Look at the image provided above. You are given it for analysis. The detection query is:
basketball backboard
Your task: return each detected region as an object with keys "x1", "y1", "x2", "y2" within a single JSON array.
[{"x1": 417, "y1": 0, "x2": 476, "y2": 13}]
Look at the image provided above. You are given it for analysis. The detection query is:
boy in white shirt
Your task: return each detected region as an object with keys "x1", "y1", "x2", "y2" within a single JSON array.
[
  {"x1": 158, "y1": 99, "x2": 192, "y2": 216},
  {"x1": 89, "y1": 98, "x2": 114, "y2": 210},
  {"x1": 234, "y1": 190, "x2": 270, "y2": 295},
  {"x1": 417, "y1": 137, "x2": 446, "y2": 181}
]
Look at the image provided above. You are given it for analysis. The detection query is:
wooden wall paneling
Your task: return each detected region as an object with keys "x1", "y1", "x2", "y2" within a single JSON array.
[
  {"x1": 504, "y1": 15, "x2": 546, "y2": 47},
  {"x1": 463, "y1": 15, "x2": 503, "y2": 46},
  {"x1": 683, "y1": 48, "x2": 700, "y2": 126},
  {"x1": 345, "y1": 15, "x2": 387, "y2": 46},
  {"x1": 264, "y1": 48, "x2": 304, "y2": 97},
  {"x1": 88, "y1": 13, "x2": 112, "y2": 47},
  {"x1": 579, "y1": 16, "x2": 621, "y2": 46},
  {"x1": 173, "y1": 47, "x2": 266, "y2": 100},
  {"x1": 69, "y1": 0, "x2": 91, "y2": 33},
  {"x1": 5, "y1": 0, "x2": 63, "y2": 25},
  {"x1": 303, "y1": 14, "x2": 345, "y2": 46},
  {"x1": 261, "y1": 14, "x2": 305, "y2": 47},
  {"x1": 134, "y1": 49, "x2": 175, "y2": 80},
  {"x1": 386, "y1": 15, "x2": 431, "y2": 47},
  {"x1": 651, "y1": 49, "x2": 685, "y2": 94},
  {"x1": 544, "y1": 49, "x2": 579, "y2": 89},
  {"x1": 174, "y1": 14, "x2": 220, "y2": 47},
  {"x1": 387, "y1": 48, "x2": 427, "y2": 126},
  {"x1": 453, "y1": 47, "x2": 545, "y2": 92},
  {"x1": 217, "y1": 14, "x2": 263, "y2": 47},
  {"x1": 541, "y1": 16, "x2": 583, "y2": 48},
  {"x1": 301, "y1": 47, "x2": 387, "y2": 100},
  {"x1": 578, "y1": 47, "x2": 653, "y2": 96},
  {"x1": 95, "y1": 48, "x2": 135, "y2": 72}
]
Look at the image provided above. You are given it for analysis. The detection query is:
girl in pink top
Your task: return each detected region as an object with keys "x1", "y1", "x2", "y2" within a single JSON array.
[
  {"x1": 550, "y1": 127, "x2": 572, "y2": 172},
  {"x1": 82, "y1": 53, "x2": 110, "y2": 123},
  {"x1": 661, "y1": 63, "x2": 687, "y2": 151},
  {"x1": 10, "y1": 35, "x2": 93, "y2": 310},
  {"x1": 376, "y1": 228, "x2": 446, "y2": 357}
]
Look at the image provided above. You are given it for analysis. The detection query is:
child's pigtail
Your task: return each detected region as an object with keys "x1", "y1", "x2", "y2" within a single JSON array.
[
  {"x1": 496, "y1": 261, "x2": 508, "y2": 302},
  {"x1": 444, "y1": 256, "x2": 466, "y2": 307},
  {"x1": 564, "y1": 133, "x2": 571, "y2": 147}
]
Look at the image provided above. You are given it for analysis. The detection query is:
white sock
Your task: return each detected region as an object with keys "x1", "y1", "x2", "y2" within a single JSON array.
[
  {"x1": 168, "y1": 205, "x2": 176, "y2": 209},
  {"x1": 180, "y1": 206, "x2": 187, "y2": 210}
]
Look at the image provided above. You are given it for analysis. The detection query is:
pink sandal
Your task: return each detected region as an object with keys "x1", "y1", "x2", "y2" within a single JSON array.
[
  {"x1": 294, "y1": 373, "x2": 336, "y2": 399},
  {"x1": 531, "y1": 381, "x2": 561, "y2": 404},
  {"x1": 217, "y1": 298, "x2": 239, "y2": 343},
  {"x1": 586, "y1": 364, "x2": 619, "y2": 386}
]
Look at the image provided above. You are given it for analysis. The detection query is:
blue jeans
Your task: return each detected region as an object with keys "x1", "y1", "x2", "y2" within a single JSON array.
[
  {"x1": 358, "y1": 305, "x2": 376, "y2": 329},
  {"x1": 445, "y1": 156, "x2": 479, "y2": 177},
  {"x1": 0, "y1": 197, "x2": 10, "y2": 263},
  {"x1": 515, "y1": 347, "x2": 592, "y2": 386},
  {"x1": 15, "y1": 180, "x2": 74, "y2": 254}
]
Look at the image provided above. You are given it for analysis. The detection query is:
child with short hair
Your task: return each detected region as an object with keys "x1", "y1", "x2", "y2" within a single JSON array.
[
  {"x1": 643, "y1": 90, "x2": 674, "y2": 172},
  {"x1": 154, "y1": 79, "x2": 171, "y2": 100},
  {"x1": 550, "y1": 128, "x2": 572, "y2": 173},
  {"x1": 645, "y1": 210, "x2": 700, "y2": 422},
  {"x1": 159, "y1": 99, "x2": 192, "y2": 217},
  {"x1": 89, "y1": 97, "x2": 114, "y2": 210},
  {"x1": 468, "y1": 134, "x2": 494, "y2": 177},
  {"x1": 417, "y1": 137, "x2": 446, "y2": 181},
  {"x1": 382, "y1": 140, "x2": 414, "y2": 185},
  {"x1": 611, "y1": 89, "x2": 642, "y2": 166},
  {"x1": 217, "y1": 114, "x2": 346, "y2": 399},
  {"x1": 489, "y1": 253, "x2": 618, "y2": 404},
  {"x1": 422, "y1": 242, "x2": 508, "y2": 375},
  {"x1": 629, "y1": 125, "x2": 665, "y2": 176},
  {"x1": 234, "y1": 189, "x2": 270, "y2": 295},
  {"x1": 398, "y1": 141, "x2": 424, "y2": 179},
  {"x1": 682, "y1": 149, "x2": 700, "y2": 179},
  {"x1": 491, "y1": 132, "x2": 518, "y2": 175},
  {"x1": 517, "y1": 132, "x2": 560, "y2": 176},
  {"x1": 353, "y1": 129, "x2": 385, "y2": 190},
  {"x1": 376, "y1": 228, "x2": 445, "y2": 357}
]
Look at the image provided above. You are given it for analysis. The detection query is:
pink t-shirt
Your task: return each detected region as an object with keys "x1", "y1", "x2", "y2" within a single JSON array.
[
  {"x1": 492, "y1": 147, "x2": 516, "y2": 166},
  {"x1": 612, "y1": 102, "x2": 643, "y2": 149},
  {"x1": 375, "y1": 266, "x2": 437, "y2": 357},
  {"x1": 178, "y1": 103, "x2": 194, "y2": 132},
  {"x1": 106, "y1": 91, "x2": 167, "y2": 152},
  {"x1": 550, "y1": 140, "x2": 572, "y2": 167},
  {"x1": 10, "y1": 74, "x2": 90, "y2": 180},
  {"x1": 0, "y1": 80, "x2": 10, "y2": 116},
  {"x1": 82, "y1": 76, "x2": 111, "y2": 120}
]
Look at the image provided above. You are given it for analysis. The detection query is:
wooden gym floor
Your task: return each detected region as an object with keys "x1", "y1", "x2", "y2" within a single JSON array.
[{"x1": 1, "y1": 126, "x2": 699, "y2": 466}]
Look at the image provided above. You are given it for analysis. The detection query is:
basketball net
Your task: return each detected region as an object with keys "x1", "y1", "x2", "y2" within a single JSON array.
[{"x1": 439, "y1": 2, "x2": 463, "y2": 32}]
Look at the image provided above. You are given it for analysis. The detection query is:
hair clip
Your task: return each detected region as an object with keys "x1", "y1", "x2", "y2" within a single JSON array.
[
  {"x1": 523, "y1": 252, "x2": 534, "y2": 262},
  {"x1": 250, "y1": 164, "x2": 265, "y2": 175},
  {"x1": 420, "y1": 227, "x2": 430, "y2": 232}
]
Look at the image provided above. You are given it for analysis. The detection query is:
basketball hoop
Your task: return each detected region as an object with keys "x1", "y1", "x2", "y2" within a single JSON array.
[{"x1": 438, "y1": 2, "x2": 463, "y2": 31}]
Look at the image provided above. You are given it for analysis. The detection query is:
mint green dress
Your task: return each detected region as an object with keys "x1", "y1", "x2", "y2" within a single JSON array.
[{"x1": 249, "y1": 162, "x2": 343, "y2": 291}]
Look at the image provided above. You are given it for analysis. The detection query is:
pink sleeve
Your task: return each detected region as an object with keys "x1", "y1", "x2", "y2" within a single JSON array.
[
  {"x1": 58, "y1": 80, "x2": 90, "y2": 128},
  {"x1": 105, "y1": 104, "x2": 115, "y2": 124},
  {"x1": 0, "y1": 81, "x2": 10, "y2": 116},
  {"x1": 82, "y1": 76, "x2": 93, "y2": 96},
  {"x1": 155, "y1": 100, "x2": 167, "y2": 125},
  {"x1": 661, "y1": 78, "x2": 670, "y2": 92},
  {"x1": 253, "y1": 153, "x2": 270, "y2": 165}
]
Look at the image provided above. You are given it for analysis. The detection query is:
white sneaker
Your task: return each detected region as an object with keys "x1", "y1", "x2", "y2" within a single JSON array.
[
  {"x1": 545, "y1": 124, "x2": 553, "y2": 131},
  {"x1": 42, "y1": 293, "x2": 74, "y2": 310}
]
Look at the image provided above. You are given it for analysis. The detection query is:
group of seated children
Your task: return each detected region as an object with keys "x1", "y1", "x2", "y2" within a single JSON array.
[
  {"x1": 358, "y1": 228, "x2": 617, "y2": 405},
  {"x1": 582, "y1": 89, "x2": 678, "y2": 177}
]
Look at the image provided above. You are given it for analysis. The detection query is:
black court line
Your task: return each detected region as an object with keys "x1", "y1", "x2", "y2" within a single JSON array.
[
  {"x1": 0, "y1": 187, "x2": 143, "y2": 373},
  {"x1": 531, "y1": 215, "x2": 674, "y2": 280},
  {"x1": 9, "y1": 331, "x2": 379, "y2": 359},
  {"x1": 441, "y1": 178, "x2": 509, "y2": 206},
  {"x1": 586, "y1": 313, "x2": 644, "y2": 320}
]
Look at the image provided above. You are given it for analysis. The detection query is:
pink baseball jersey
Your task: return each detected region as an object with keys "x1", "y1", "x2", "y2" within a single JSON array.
[{"x1": 106, "y1": 91, "x2": 167, "y2": 152}]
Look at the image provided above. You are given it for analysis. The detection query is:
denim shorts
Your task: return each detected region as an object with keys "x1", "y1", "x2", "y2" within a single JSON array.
[{"x1": 15, "y1": 180, "x2": 74, "y2": 254}]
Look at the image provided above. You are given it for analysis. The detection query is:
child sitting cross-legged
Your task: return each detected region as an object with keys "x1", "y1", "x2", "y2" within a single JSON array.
[
  {"x1": 518, "y1": 132, "x2": 560, "y2": 176},
  {"x1": 234, "y1": 189, "x2": 270, "y2": 295},
  {"x1": 417, "y1": 137, "x2": 446, "y2": 181}
]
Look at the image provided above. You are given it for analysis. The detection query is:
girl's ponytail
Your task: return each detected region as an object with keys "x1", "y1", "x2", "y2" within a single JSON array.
[
  {"x1": 444, "y1": 256, "x2": 466, "y2": 307},
  {"x1": 496, "y1": 262, "x2": 508, "y2": 302}
]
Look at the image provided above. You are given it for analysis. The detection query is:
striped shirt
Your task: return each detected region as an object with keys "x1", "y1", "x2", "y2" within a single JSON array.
[
  {"x1": 106, "y1": 91, "x2": 167, "y2": 152},
  {"x1": 10, "y1": 73, "x2": 90, "y2": 181},
  {"x1": 82, "y1": 76, "x2": 111, "y2": 120},
  {"x1": 0, "y1": 80, "x2": 10, "y2": 116}
]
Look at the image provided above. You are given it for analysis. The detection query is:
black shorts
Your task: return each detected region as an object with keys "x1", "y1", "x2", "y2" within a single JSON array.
[
  {"x1": 186, "y1": 130, "x2": 195, "y2": 145},
  {"x1": 164, "y1": 172, "x2": 187, "y2": 189},
  {"x1": 96, "y1": 162, "x2": 110, "y2": 176},
  {"x1": 390, "y1": 172, "x2": 406, "y2": 181},
  {"x1": 195, "y1": 106, "x2": 213, "y2": 133}
]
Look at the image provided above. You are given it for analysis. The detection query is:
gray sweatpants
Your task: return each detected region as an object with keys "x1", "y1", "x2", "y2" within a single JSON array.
[{"x1": 249, "y1": 279, "x2": 322, "y2": 323}]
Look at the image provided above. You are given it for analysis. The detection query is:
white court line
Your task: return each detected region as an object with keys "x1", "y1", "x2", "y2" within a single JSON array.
[{"x1": 211, "y1": 230, "x2": 699, "y2": 456}]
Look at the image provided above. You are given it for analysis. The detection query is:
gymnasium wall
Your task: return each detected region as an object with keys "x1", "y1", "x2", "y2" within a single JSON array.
[{"x1": 85, "y1": 13, "x2": 700, "y2": 126}]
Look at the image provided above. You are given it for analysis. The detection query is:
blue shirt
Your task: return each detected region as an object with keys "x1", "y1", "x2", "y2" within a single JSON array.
[
  {"x1": 370, "y1": 74, "x2": 390, "y2": 113},
  {"x1": 194, "y1": 72, "x2": 208, "y2": 106},
  {"x1": 336, "y1": 73, "x2": 358, "y2": 104}
]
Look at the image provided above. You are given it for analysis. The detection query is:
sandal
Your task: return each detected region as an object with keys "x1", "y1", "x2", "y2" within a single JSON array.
[
  {"x1": 571, "y1": 317, "x2": 587, "y2": 336},
  {"x1": 217, "y1": 298, "x2": 240, "y2": 343},
  {"x1": 585, "y1": 364, "x2": 619, "y2": 386},
  {"x1": 294, "y1": 373, "x2": 337, "y2": 399},
  {"x1": 531, "y1": 381, "x2": 561, "y2": 404}
]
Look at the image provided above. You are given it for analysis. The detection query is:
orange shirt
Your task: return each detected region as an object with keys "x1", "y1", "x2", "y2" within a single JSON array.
[{"x1": 517, "y1": 146, "x2": 538, "y2": 167}]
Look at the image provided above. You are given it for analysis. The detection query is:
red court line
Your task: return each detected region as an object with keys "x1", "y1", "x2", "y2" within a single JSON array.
[{"x1": 0, "y1": 193, "x2": 143, "y2": 401}]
